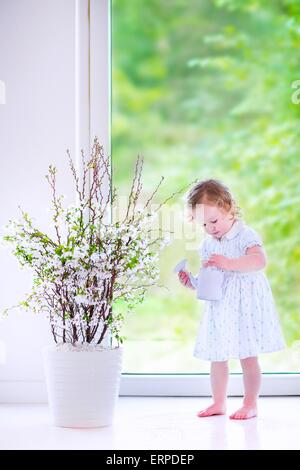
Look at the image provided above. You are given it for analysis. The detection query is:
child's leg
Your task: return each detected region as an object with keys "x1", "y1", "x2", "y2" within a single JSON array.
[
  {"x1": 197, "y1": 361, "x2": 228, "y2": 417},
  {"x1": 230, "y1": 356, "x2": 261, "y2": 420}
]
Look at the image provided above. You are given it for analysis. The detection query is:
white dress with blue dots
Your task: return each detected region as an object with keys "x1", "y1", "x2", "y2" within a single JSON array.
[{"x1": 193, "y1": 219, "x2": 285, "y2": 361}]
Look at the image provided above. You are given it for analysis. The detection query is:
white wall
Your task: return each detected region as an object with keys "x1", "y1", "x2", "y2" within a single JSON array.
[{"x1": 0, "y1": 0, "x2": 77, "y2": 399}]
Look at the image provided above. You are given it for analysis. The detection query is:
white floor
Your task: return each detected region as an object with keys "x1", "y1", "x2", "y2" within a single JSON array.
[{"x1": 0, "y1": 397, "x2": 299, "y2": 450}]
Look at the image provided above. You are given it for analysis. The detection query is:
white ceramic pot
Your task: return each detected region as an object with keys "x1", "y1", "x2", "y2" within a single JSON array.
[{"x1": 43, "y1": 345, "x2": 123, "y2": 428}]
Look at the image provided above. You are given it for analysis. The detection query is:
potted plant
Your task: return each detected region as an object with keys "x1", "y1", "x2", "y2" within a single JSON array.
[{"x1": 3, "y1": 138, "x2": 177, "y2": 428}]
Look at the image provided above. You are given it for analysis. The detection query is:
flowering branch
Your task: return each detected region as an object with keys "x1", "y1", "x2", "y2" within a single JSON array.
[{"x1": 3, "y1": 138, "x2": 184, "y2": 347}]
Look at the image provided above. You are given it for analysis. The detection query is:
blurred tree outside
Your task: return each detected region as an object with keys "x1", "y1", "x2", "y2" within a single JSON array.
[{"x1": 112, "y1": 0, "x2": 300, "y2": 372}]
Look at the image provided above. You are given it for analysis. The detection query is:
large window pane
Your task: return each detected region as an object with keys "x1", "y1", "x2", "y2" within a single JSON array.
[{"x1": 112, "y1": 0, "x2": 300, "y2": 373}]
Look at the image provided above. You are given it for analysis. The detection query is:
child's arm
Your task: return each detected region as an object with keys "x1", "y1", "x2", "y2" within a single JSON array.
[
  {"x1": 230, "y1": 246, "x2": 267, "y2": 271},
  {"x1": 204, "y1": 246, "x2": 267, "y2": 272}
]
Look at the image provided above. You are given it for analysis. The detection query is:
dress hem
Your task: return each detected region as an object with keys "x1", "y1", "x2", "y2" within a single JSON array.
[{"x1": 193, "y1": 344, "x2": 286, "y2": 361}]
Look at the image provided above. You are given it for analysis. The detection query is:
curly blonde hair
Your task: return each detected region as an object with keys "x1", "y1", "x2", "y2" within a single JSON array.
[{"x1": 186, "y1": 179, "x2": 241, "y2": 219}]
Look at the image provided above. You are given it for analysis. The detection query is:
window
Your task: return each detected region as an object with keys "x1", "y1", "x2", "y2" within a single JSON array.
[{"x1": 112, "y1": 0, "x2": 300, "y2": 375}]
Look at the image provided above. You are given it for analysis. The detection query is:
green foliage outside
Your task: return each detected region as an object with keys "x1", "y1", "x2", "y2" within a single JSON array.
[{"x1": 112, "y1": 0, "x2": 300, "y2": 371}]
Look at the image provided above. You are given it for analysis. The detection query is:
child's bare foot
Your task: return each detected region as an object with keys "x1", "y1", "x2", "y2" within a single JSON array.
[
  {"x1": 229, "y1": 405, "x2": 257, "y2": 420},
  {"x1": 197, "y1": 403, "x2": 226, "y2": 418}
]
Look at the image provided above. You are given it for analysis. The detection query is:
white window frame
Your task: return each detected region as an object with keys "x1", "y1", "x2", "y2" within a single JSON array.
[
  {"x1": 119, "y1": 374, "x2": 300, "y2": 396},
  {"x1": 1, "y1": 0, "x2": 298, "y2": 403}
]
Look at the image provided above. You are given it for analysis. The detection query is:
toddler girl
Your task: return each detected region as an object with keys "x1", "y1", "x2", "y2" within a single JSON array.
[{"x1": 179, "y1": 179, "x2": 285, "y2": 420}]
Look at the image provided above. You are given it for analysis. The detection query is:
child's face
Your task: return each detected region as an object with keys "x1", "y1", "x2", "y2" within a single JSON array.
[{"x1": 192, "y1": 204, "x2": 235, "y2": 239}]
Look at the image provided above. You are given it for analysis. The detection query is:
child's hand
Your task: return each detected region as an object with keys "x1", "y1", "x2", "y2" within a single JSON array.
[
  {"x1": 204, "y1": 254, "x2": 232, "y2": 270},
  {"x1": 178, "y1": 270, "x2": 195, "y2": 290}
]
